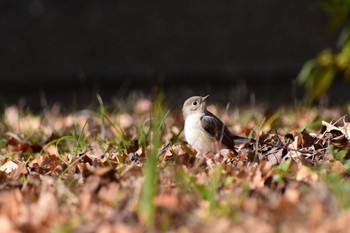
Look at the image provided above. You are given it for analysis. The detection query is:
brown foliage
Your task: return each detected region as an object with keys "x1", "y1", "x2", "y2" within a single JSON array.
[{"x1": 0, "y1": 104, "x2": 349, "y2": 232}]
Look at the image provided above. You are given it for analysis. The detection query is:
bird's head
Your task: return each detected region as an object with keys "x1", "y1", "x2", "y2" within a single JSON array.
[{"x1": 182, "y1": 95, "x2": 209, "y2": 119}]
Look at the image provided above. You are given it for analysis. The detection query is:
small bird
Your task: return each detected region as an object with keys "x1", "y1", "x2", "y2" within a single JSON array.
[{"x1": 182, "y1": 95, "x2": 251, "y2": 155}]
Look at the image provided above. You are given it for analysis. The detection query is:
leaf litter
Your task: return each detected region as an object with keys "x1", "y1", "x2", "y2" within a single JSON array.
[{"x1": 0, "y1": 102, "x2": 349, "y2": 233}]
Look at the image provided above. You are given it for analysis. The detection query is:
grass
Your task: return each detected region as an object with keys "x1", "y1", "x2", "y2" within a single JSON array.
[
  {"x1": 321, "y1": 172, "x2": 350, "y2": 209},
  {"x1": 139, "y1": 94, "x2": 164, "y2": 228}
]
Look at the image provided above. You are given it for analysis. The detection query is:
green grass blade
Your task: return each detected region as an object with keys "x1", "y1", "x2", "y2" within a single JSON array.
[{"x1": 139, "y1": 94, "x2": 165, "y2": 228}]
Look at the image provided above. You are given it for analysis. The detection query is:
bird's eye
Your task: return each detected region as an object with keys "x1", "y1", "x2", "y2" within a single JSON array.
[{"x1": 193, "y1": 101, "x2": 198, "y2": 106}]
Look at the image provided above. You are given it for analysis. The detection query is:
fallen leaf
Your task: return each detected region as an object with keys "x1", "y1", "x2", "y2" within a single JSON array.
[
  {"x1": 331, "y1": 160, "x2": 345, "y2": 175},
  {"x1": 0, "y1": 161, "x2": 18, "y2": 173}
]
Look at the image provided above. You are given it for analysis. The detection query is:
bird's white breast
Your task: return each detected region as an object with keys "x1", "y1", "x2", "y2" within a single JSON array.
[{"x1": 184, "y1": 113, "x2": 217, "y2": 154}]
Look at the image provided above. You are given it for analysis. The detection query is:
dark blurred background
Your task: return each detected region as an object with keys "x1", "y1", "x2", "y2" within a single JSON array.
[{"x1": 0, "y1": 0, "x2": 341, "y2": 109}]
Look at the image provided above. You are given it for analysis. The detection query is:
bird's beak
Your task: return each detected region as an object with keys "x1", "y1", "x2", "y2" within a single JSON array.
[{"x1": 202, "y1": 95, "x2": 209, "y2": 101}]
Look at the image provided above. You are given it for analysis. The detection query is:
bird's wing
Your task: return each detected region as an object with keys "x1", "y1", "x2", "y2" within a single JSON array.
[
  {"x1": 201, "y1": 111, "x2": 252, "y2": 148},
  {"x1": 200, "y1": 111, "x2": 235, "y2": 149}
]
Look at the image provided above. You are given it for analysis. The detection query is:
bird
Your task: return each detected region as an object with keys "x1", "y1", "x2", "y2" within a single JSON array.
[{"x1": 182, "y1": 95, "x2": 252, "y2": 156}]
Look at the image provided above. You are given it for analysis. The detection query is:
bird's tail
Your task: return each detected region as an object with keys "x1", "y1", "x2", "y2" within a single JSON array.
[{"x1": 232, "y1": 135, "x2": 255, "y2": 145}]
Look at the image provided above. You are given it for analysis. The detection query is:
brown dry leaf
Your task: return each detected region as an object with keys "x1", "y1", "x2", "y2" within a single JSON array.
[
  {"x1": 81, "y1": 141, "x2": 105, "y2": 162},
  {"x1": 0, "y1": 161, "x2": 18, "y2": 173},
  {"x1": 5, "y1": 106, "x2": 42, "y2": 133},
  {"x1": 120, "y1": 163, "x2": 143, "y2": 178},
  {"x1": 44, "y1": 145, "x2": 59, "y2": 155},
  {"x1": 301, "y1": 129, "x2": 317, "y2": 147},
  {"x1": 327, "y1": 118, "x2": 350, "y2": 140},
  {"x1": 4, "y1": 106, "x2": 19, "y2": 129},
  {"x1": 331, "y1": 160, "x2": 345, "y2": 175},
  {"x1": 78, "y1": 191, "x2": 93, "y2": 211},
  {"x1": 119, "y1": 113, "x2": 134, "y2": 129},
  {"x1": 302, "y1": 182, "x2": 339, "y2": 220},
  {"x1": 164, "y1": 144, "x2": 186, "y2": 158},
  {"x1": 9, "y1": 161, "x2": 27, "y2": 179},
  {"x1": 30, "y1": 191, "x2": 58, "y2": 227},
  {"x1": 83, "y1": 175, "x2": 102, "y2": 193},
  {"x1": 238, "y1": 216, "x2": 274, "y2": 233},
  {"x1": 0, "y1": 189, "x2": 24, "y2": 222},
  {"x1": 287, "y1": 135, "x2": 302, "y2": 161},
  {"x1": 321, "y1": 119, "x2": 350, "y2": 150},
  {"x1": 113, "y1": 224, "x2": 135, "y2": 233},
  {"x1": 283, "y1": 186, "x2": 300, "y2": 204},
  {"x1": 316, "y1": 209, "x2": 350, "y2": 233},
  {"x1": 296, "y1": 163, "x2": 318, "y2": 183},
  {"x1": 162, "y1": 144, "x2": 194, "y2": 166},
  {"x1": 202, "y1": 218, "x2": 233, "y2": 233},
  {"x1": 322, "y1": 120, "x2": 341, "y2": 133},
  {"x1": 155, "y1": 193, "x2": 179, "y2": 210},
  {"x1": 331, "y1": 135, "x2": 350, "y2": 149},
  {"x1": 6, "y1": 134, "x2": 42, "y2": 154},
  {"x1": 242, "y1": 197, "x2": 258, "y2": 214},
  {"x1": 38, "y1": 154, "x2": 65, "y2": 174},
  {"x1": 266, "y1": 148, "x2": 286, "y2": 166},
  {"x1": 134, "y1": 98, "x2": 152, "y2": 114},
  {"x1": 97, "y1": 182, "x2": 120, "y2": 204},
  {"x1": 86, "y1": 166, "x2": 115, "y2": 178},
  {"x1": 96, "y1": 224, "x2": 115, "y2": 233},
  {"x1": 0, "y1": 216, "x2": 20, "y2": 233},
  {"x1": 308, "y1": 202, "x2": 326, "y2": 224},
  {"x1": 250, "y1": 167, "x2": 265, "y2": 190},
  {"x1": 342, "y1": 121, "x2": 350, "y2": 139}
]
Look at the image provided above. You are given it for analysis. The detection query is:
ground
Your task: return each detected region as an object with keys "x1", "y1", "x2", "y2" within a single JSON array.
[{"x1": 0, "y1": 96, "x2": 350, "y2": 233}]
